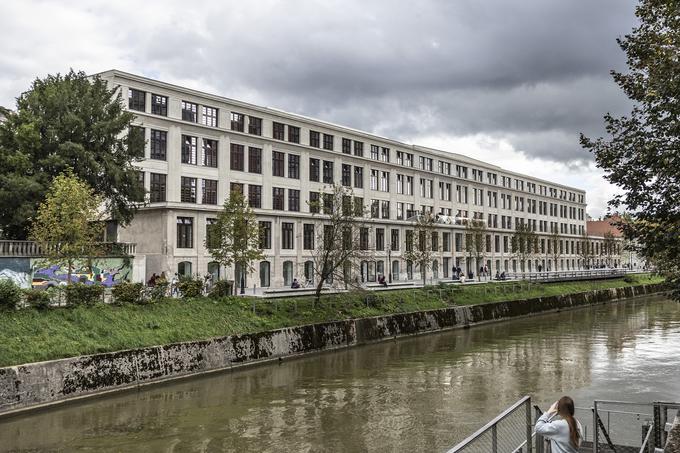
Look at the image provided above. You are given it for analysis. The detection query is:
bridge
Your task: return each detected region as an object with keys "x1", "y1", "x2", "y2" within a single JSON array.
[{"x1": 446, "y1": 396, "x2": 680, "y2": 453}]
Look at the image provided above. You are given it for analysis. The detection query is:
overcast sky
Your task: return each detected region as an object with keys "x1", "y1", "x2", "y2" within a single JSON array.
[{"x1": 0, "y1": 0, "x2": 638, "y2": 218}]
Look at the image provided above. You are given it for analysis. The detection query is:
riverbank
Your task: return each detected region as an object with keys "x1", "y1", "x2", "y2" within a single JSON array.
[
  {"x1": 0, "y1": 279, "x2": 667, "y2": 416},
  {"x1": 0, "y1": 274, "x2": 663, "y2": 367}
]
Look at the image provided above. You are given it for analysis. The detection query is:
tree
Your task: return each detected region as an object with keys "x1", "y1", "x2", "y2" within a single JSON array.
[
  {"x1": 511, "y1": 223, "x2": 537, "y2": 273},
  {"x1": 29, "y1": 171, "x2": 104, "y2": 284},
  {"x1": 0, "y1": 70, "x2": 145, "y2": 239},
  {"x1": 602, "y1": 231, "x2": 617, "y2": 267},
  {"x1": 403, "y1": 212, "x2": 439, "y2": 286},
  {"x1": 547, "y1": 228, "x2": 563, "y2": 272},
  {"x1": 580, "y1": 1, "x2": 680, "y2": 296},
  {"x1": 579, "y1": 231, "x2": 593, "y2": 269},
  {"x1": 309, "y1": 184, "x2": 370, "y2": 302},
  {"x1": 465, "y1": 219, "x2": 487, "y2": 281},
  {"x1": 206, "y1": 190, "x2": 264, "y2": 294}
]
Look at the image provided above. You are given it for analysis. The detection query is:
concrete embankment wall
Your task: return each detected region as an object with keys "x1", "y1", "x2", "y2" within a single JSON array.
[{"x1": 0, "y1": 283, "x2": 665, "y2": 416}]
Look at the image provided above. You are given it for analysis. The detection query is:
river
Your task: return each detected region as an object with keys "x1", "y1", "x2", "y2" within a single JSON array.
[{"x1": 1, "y1": 295, "x2": 679, "y2": 452}]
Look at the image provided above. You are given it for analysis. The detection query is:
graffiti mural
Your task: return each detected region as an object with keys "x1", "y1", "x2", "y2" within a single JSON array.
[
  {"x1": 0, "y1": 258, "x2": 32, "y2": 289},
  {"x1": 31, "y1": 258, "x2": 131, "y2": 288}
]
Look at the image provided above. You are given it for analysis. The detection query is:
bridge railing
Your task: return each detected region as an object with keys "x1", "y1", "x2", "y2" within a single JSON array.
[
  {"x1": 506, "y1": 268, "x2": 637, "y2": 282},
  {"x1": 0, "y1": 240, "x2": 136, "y2": 257},
  {"x1": 446, "y1": 396, "x2": 534, "y2": 453}
]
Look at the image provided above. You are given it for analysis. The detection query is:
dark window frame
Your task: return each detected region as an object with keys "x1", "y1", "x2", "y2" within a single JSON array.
[
  {"x1": 150, "y1": 93, "x2": 167, "y2": 116},
  {"x1": 150, "y1": 129, "x2": 167, "y2": 160},
  {"x1": 128, "y1": 89, "x2": 146, "y2": 111}
]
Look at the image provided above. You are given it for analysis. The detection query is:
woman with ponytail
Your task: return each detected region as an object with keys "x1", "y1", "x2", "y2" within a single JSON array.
[{"x1": 535, "y1": 396, "x2": 582, "y2": 453}]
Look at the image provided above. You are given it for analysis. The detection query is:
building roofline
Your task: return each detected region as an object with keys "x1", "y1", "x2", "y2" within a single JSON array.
[{"x1": 95, "y1": 69, "x2": 586, "y2": 194}]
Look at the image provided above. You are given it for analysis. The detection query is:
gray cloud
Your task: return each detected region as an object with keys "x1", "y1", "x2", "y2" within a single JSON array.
[{"x1": 0, "y1": 0, "x2": 638, "y2": 166}]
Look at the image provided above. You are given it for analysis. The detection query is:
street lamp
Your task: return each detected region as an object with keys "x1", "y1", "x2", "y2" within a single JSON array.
[{"x1": 388, "y1": 248, "x2": 392, "y2": 283}]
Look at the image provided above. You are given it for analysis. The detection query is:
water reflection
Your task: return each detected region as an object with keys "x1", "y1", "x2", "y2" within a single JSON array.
[{"x1": 1, "y1": 296, "x2": 678, "y2": 452}]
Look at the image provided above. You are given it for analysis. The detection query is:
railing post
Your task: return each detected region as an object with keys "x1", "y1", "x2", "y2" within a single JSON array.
[
  {"x1": 593, "y1": 401, "x2": 599, "y2": 453},
  {"x1": 526, "y1": 398, "x2": 533, "y2": 453},
  {"x1": 491, "y1": 424, "x2": 497, "y2": 453},
  {"x1": 534, "y1": 406, "x2": 544, "y2": 453}
]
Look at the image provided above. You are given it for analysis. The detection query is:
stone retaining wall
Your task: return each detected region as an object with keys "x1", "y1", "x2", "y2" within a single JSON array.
[{"x1": 0, "y1": 283, "x2": 665, "y2": 416}]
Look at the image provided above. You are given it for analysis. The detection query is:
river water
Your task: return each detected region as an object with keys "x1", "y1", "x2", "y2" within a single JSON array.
[{"x1": 1, "y1": 295, "x2": 679, "y2": 452}]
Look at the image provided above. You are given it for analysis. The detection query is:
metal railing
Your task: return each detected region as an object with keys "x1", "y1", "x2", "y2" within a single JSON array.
[
  {"x1": 447, "y1": 396, "x2": 533, "y2": 453},
  {"x1": 0, "y1": 240, "x2": 136, "y2": 257},
  {"x1": 507, "y1": 268, "x2": 637, "y2": 282}
]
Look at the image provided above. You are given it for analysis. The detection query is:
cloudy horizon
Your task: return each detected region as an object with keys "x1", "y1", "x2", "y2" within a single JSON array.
[{"x1": 0, "y1": 0, "x2": 639, "y2": 218}]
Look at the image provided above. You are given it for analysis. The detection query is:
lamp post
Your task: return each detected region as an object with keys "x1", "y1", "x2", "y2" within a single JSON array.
[{"x1": 388, "y1": 248, "x2": 392, "y2": 283}]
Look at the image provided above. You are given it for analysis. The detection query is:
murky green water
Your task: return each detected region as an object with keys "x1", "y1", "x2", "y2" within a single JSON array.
[{"x1": 1, "y1": 296, "x2": 679, "y2": 452}]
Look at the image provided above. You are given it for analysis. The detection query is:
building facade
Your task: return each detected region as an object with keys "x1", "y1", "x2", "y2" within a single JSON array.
[{"x1": 100, "y1": 70, "x2": 591, "y2": 288}]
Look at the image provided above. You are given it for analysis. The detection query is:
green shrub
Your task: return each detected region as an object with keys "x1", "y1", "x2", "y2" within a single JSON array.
[
  {"x1": 623, "y1": 275, "x2": 635, "y2": 284},
  {"x1": 0, "y1": 279, "x2": 22, "y2": 310},
  {"x1": 65, "y1": 283, "x2": 105, "y2": 307},
  {"x1": 111, "y1": 282, "x2": 144, "y2": 305},
  {"x1": 149, "y1": 281, "x2": 169, "y2": 302},
  {"x1": 24, "y1": 289, "x2": 52, "y2": 310},
  {"x1": 178, "y1": 277, "x2": 204, "y2": 299},
  {"x1": 209, "y1": 280, "x2": 234, "y2": 299}
]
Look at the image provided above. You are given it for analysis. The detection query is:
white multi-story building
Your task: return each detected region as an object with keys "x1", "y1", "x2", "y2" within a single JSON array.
[{"x1": 99, "y1": 70, "x2": 589, "y2": 287}]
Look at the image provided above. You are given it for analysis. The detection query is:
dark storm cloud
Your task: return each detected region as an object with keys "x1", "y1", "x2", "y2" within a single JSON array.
[{"x1": 0, "y1": 0, "x2": 638, "y2": 164}]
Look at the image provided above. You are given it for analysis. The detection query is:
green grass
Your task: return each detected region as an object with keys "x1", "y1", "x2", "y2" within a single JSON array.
[{"x1": 0, "y1": 273, "x2": 664, "y2": 367}]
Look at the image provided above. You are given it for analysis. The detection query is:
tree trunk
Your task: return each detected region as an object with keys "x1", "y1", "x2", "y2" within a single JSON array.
[
  {"x1": 68, "y1": 259, "x2": 73, "y2": 285},
  {"x1": 314, "y1": 277, "x2": 324, "y2": 306}
]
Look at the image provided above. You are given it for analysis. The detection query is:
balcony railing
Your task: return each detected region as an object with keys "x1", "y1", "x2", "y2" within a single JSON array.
[{"x1": 0, "y1": 241, "x2": 136, "y2": 257}]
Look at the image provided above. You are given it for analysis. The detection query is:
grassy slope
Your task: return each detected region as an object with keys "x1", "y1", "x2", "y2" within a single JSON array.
[{"x1": 0, "y1": 274, "x2": 664, "y2": 367}]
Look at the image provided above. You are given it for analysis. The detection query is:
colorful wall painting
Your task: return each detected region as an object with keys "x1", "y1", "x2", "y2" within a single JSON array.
[
  {"x1": 0, "y1": 258, "x2": 32, "y2": 289},
  {"x1": 31, "y1": 258, "x2": 132, "y2": 288}
]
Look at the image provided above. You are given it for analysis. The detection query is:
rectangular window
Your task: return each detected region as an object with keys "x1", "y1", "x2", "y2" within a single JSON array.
[
  {"x1": 273, "y1": 122, "x2": 285, "y2": 140},
  {"x1": 342, "y1": 164, "x2": 352, "y2": 187},
  {"x1": 281, "y1": 223, "x2": 294, "y2": 249},
  {"x1": 202, "y1": 106, "x2": 218, "y2": 127},
  {"x1": 288, "y1": 189, "x2": 300, "y2": 212},
  {"x1": 323, "y1": 193, "x2": 334, "y2": 214},
  {"x1": 353, "y1": 197, "x2": 364, "y2": 216},
  {"x1": 391, "y1": 229, "x2": 400, "y2": 251},
  {"x1": 354, "y1": 141, "x2": 364, "y2": 157},
  {"x1": 381, "y1": 200, "x2": 390, "y2": 219},
  {"x1": 150, "y1": 129, "x2": 167, "y2": 160},
  {"x1": 380, "y1": 171, "x2": 390, "y2": 192},
  {"x1": 259, "y1": 221, "x2": 271, "y2": 249},
  {"x1": 323, "y1": 134, "x2": 334, "y2": 150},
  {"x1": 248, "y1": 184, "x2": 261, "y2": 208},
  {"x1": 371, "y1": 199, "x2": 379, "y2": 218},
  {"x1": 360, "y1": 227, "x2": 369, "y2": 250},
  {"x1": 354, "y1": 166, "x2": 363, "y2": 188},
  {"x1": 248, "y1": 116, "x2": 262, "y2": 135},
  {"x1": 303, "y1": 224, "x2": 315, "y2": 250},
  {"x1": 309, "y1": 158, "x2": 320, "y2": 182},
  {"x1": 376, "y1": 228, "x2": 385, "y2": 251},
  {"x1": 150, "y1": 94, "x2": 167, "y2": 116},
  {"x1": 230, "y1": 143, "x2": 244, "y2": 171},
  {"x1": 309, "y1": 191, "x2": 320, "y2": 213},
  {"x1": 323, "y1": 160, "x2": 334, "y2": 183},
  {"x1": 128, "y1": 89, "x2": 145, "y2": 111},
  {"x1": 443, "y1": 232, "x2": 451, "y2": 252},
  {"x1": 203, "y1": 139, "x2": 218, "y2": 167},
  {"x1": 181, "y1": 135, "x2": 197, "y2": 164},
  {"x1": 181, "y1": 101, "x2": 198, "y2": 122},
  {"x1": 230, "y1": 182, "x2": 243, "y2": 196},
  {"x1": 370, "y1": 145, "x2": 379, "y2": 160},
  {"x1": 202, "y1": 179, "x2": 217, "y2": 204},
  {"x1": 230, "y1": 112, "x2": 245, "y2": 132},
  {"x1": 181, "y1": 177, "x2": 197, "y2": 203},
  {"x1": 342, "y1": 138, "x2": 351, "y2": 154},
  {"x1": 176, "y1": 217, "x2": 193, "y2": 248},
  {"x1": 150, "y1": 173, "x2": 166, "y2": 202},
  {"x1": 283, "y1": 125, "x2": 298, "y2": 143},
  {"x1": 309, "y1": 130, "x2": 320, "y2": 147},
  {"x1": 248, "y1": 147, "x2": 262, "y2": 173},
  {"x1": 273, "y1": 151, "x2": 285, "y2": 177},
  {"x1": 272, "y1": 187, "x2": 285, "y2": 210},
  {"x1": 380, "y1": 147, "x2": 390, "y2": 162},
  {"x1": 288, "y1": 154, "x2": 300, "y2": 179}
]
